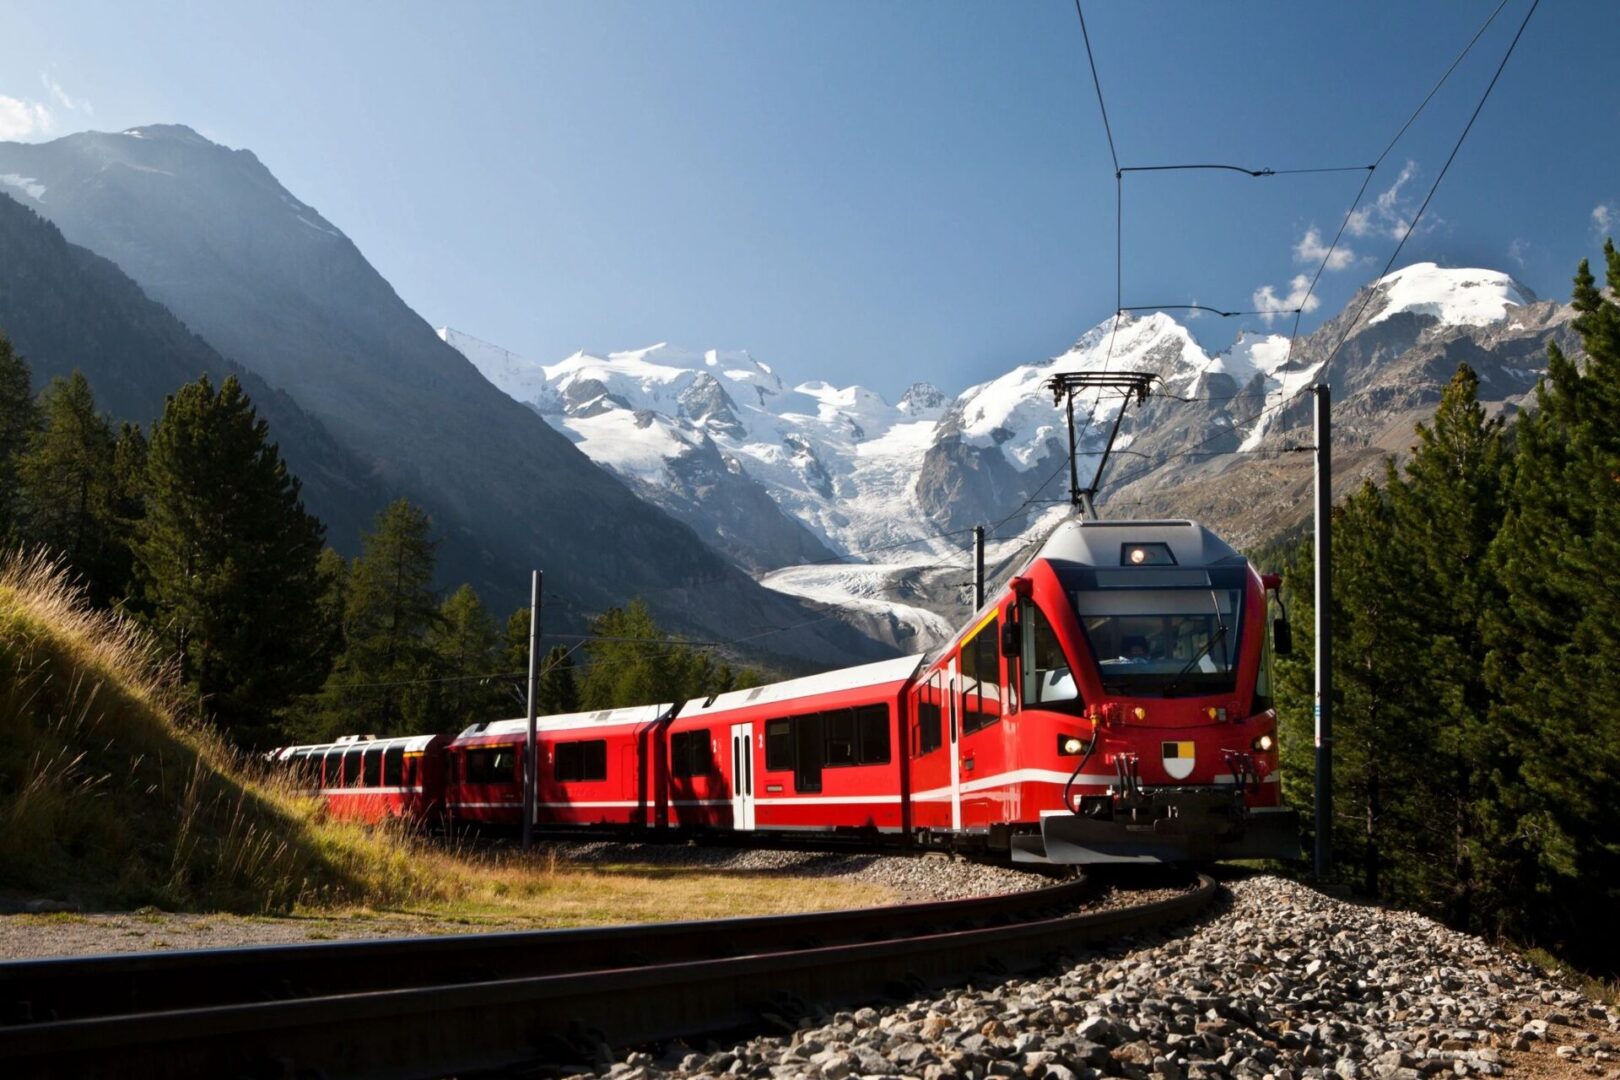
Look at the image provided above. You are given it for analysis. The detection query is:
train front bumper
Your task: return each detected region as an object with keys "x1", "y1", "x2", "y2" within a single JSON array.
[{"x1": 1010, "y1": 787, "x2": 1302, "y2": 865}]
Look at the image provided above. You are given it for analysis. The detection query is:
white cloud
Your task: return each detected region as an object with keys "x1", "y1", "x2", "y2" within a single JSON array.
[
  {"x1": 1508, "y1": 238, "x2": 1530, "y2": 269},
  {"x1": 1251, "y1": 274, "x2": 1322, "y2": 325},
  {"x1": 1593, "y1": 203, "x2": 1615, "y2": 236},
  {"x1": 40, "y1": 74, "x2": 90, "y2": 116},
  {"x1": 1293, "y1": 226, "x2": 1355, "y2": 271},
  {"x1": 0, "y1": 95, "x2": 53, "y2": 140},
  {"x1": 1348, "y1": 160, "x2": 1421, "y2": 241}
]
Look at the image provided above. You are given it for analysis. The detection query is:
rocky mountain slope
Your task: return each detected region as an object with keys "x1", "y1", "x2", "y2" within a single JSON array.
[
  {"x1": 444, "y1": 263, "x2": 1578, "y2": 650},
  {"x1": 0, "y1": 126, "x2": 889, "y2": 667},
  {"x1": 0, "y1": 192, "x2": 386, "y2": 552}
]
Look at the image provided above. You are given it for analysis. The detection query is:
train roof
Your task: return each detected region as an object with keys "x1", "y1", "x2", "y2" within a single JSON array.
[
  {"x1": 459, "y1": 701, "x2": 672, "y2": 740},
  {"x1": 1032, "y1": 518, "x2": 1245, "y2": 570},
  {"x1": 679, "y1": 653, "x2": 924, "y2": 720},
  {"x1": 274, "y1": 733, "x2": 441, "y2": 758}
]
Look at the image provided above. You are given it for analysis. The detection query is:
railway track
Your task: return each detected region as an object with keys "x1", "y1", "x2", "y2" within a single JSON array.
[{"x1": 0, "y1": 871, "x2": 1218, "y2": 1080}]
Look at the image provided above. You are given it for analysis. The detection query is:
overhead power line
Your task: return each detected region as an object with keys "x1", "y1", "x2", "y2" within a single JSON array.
[
  {"x1": 1119, "y1": 164, "x2": 1372, "y2": 178},
  {"x1": 1320, "y1": 0, "x2": 1540, "y2": 371}
]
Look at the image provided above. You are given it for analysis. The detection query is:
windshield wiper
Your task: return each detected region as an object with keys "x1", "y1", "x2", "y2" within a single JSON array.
[{"x1": 1163, "y1": 589, "x2": 1230, "y2": 696}]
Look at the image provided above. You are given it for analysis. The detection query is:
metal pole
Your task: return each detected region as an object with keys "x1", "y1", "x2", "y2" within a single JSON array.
[
  {"x1": 1313, "y1": 384, "x2": 1332, "y2": 878},
  {"x1": 1066, "y1": 389, "x2": 1081, "y2": 510},
  {"x1": 522, "y1": 570, "x2": 541, "y2": 852},
  {"x1": 974, "y1": 525, "x2": 985, "y2": 610}
]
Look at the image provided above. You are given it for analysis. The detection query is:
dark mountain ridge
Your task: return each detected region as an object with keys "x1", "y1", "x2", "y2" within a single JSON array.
[{"x1": 0, "y1": 126, "x2": 889, "y2": 667}]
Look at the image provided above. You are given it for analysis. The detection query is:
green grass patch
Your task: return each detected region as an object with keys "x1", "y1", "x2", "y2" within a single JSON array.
[{"x1": 0, "y1": 554, "x2": 893, "y2": 922}]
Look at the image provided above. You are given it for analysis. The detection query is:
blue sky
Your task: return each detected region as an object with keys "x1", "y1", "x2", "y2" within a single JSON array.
[{"x1": 4, "y1": 1, "x2": 1616, "y2": 397}]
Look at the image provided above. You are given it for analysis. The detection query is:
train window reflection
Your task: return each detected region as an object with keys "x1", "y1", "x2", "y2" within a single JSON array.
[
  {"x1": 1022, "y1": 603, "x2": 1080, "y2": 709},
  {"x1": 1076, "y1": 588, "x2": 1242, "y2": 696}
]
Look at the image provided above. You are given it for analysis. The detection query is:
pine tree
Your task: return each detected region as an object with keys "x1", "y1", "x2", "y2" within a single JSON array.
[
  {"x1": 1384, "y1": 364, "x2": 1509, "y2": 925},
  {"x1": 0, "y1": 331, "x2": 37, "y2": 535},
  {"x1": 537, "y1": 643, "x2": 580, "y2": 715},
  {"x1": 578, "y1": 599, "x2": 672, "y2": 710},
  {"x1": 425, "y1": 584, "x2": 506, "y2": 728},
  {"x1": 135, "y1": 374, "x2": 327, "y2": 746},
  {"x1": 576, "y1": 598, "x2": 753, "y2": 710},
  {"x1": 1483, "y1": 243, "x2": 1620, "y2": 961},
  {"x1": 1326, "y1": 483, "x2": 1437, "y2": 903},
  {"x1": 17, "y1": 372, "x2": 127, "y2": 605},
  {"x1": 317, "y1": 499, "x2": 441, "y2": 735}
]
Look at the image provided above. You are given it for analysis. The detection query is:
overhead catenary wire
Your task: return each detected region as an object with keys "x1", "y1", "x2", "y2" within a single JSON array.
[
  {"x1": 1095, "y1": 0, "x2": 1522, "y2": 410},
  {"x1": 1318, "y1": 0, "x2": 1539, "y2": 372},
  {"x1": 1272, "y1": 0, "x2": 1519, "y2": 382},
  {"x1": 1118, "y1": 164, "x2": 1372, "y2": 178}
]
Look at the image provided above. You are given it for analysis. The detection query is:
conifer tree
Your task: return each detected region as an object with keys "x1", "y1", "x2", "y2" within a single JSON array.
[
  {"x1": 577, "y1": 598, "x2": 751, "y2": 709},
  {"x1": 537, "y1": 643, "x2": 581, "y2": 715},
  {"x1": 426, "y1": 584, "x2": 506, "y2": 728},
  {"x1": 17, "y1": 372, "x2": 127, "y2": 605},
  {"x1": 0, "y1": 331, "x2": 37, "y2": 535},
  {"x1": 1384, "y1": 364, "x2": 1509, "y2": 925},
  {"x1": 318, "y1": 499, "x2": 441, "y2": 735},
  {"x1": 502, "y1": 612, "x2": 581, "y2": 715},
  {"x1": 135, "y1": 375, "x2": 327, "y2": 745},
  {"x1": 1484, "y1": 242, "x2": 1620, "y2": 959}
]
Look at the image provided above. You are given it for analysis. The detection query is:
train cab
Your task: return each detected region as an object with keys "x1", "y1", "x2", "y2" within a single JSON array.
[{"x1": 911, "y1": 517, "x2": 1299, "y2": 864}]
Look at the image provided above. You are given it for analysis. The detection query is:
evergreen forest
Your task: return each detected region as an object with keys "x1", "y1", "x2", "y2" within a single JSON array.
[
  {"x1": 1262, "y1": 242, "x2": 1620, "y2": 975},
  {"x1": 0, "y1": 340, "x2": 755, "y2": 750}
]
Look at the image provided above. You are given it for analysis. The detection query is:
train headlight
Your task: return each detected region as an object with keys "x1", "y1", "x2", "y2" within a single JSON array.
[
  {"x1": 1252, "y1": 732, "x2": 1276, "y2": 753},
  {"x1": 1060, "y1": 736, "x2": 1085, "y2": 755}
]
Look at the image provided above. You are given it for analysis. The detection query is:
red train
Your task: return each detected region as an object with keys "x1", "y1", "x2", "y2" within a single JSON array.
[{"x1": 273, "y1": 519, "x2": 1301, "y2": 864}]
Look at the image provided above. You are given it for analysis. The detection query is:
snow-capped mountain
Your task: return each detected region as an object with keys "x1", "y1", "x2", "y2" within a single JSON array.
[{"x1": 441, "y1": 261, "x2": 1574, "y2": 649}]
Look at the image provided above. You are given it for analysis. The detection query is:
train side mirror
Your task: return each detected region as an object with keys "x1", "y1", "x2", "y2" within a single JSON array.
[
  {"x1": 1000, "y1": 619, "x2": 1020, "y2": 658},
  {"x1": 1273, "y1": 617, "x2": 1294, "y2": 657}
]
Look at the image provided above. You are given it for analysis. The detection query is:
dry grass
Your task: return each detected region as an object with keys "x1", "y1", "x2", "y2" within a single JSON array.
[
  {"x1": 0, "y1": 553, "x2": 891, "y2": 921},
  {"x1": 319, "y1": 847, "x2": 892, "y2": 928}
]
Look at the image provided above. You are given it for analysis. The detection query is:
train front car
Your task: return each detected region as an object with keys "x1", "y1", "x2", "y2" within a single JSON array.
[{"x1": 1005, "y1": 518, "x2": 1301, "y2": 864}]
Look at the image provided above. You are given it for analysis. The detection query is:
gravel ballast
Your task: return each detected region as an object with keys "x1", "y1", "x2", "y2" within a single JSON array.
[{"x1": 573, "y1": 874, "x2": 1619, "y2": 1080}]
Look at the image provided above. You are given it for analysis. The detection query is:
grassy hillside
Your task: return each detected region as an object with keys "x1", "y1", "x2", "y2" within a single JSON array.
[
  {"x1": 0, "y1": 554, "x2": 892, "y2": 919},
  {"x1": 0, "y1": 553, "x2": 435, "y2": 912}
]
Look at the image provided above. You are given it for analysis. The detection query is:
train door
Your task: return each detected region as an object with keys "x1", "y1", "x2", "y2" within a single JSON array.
[
  {"x1": 948, "y1": 657, "x2": 962, "y2": 831},
  {"x1": 729, "y1": 722, "x2": 756, "y2": 830}
]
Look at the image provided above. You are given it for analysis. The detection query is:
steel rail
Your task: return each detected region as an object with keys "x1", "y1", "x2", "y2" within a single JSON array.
[
  {"x1": 0, "y1": 872, "x2": 1088, "y2": 1024},
  {"x1": 1, "y1": 874, "x2": 1217, "y2": 1080}
]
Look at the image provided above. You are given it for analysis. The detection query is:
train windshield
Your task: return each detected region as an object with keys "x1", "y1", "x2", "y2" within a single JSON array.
[{"x1": 1074, "y1": 585, "x2": 1242, "y2": 697}]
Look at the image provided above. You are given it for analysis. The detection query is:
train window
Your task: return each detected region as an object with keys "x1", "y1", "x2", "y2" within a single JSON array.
[
  {"x1": 465, "y1": 747, "x2": 516, "y2": 785},
  {"x1": 793, "y1": 713, "x2": 823, "y2": 793},
  {"x1": 1023, "y1": 602, "x2": 1081, "y2": 709},
  {"x1": 824, "y1": 709, "x2": 856, "y2": 766},
  {"x1": 322, "y1": 749, "x2": 341, "y2": 788},
  {"x1": 383, "y1": 747, "x2": 405, "y2": 787},
  {"x1": 1254, "y1": 610, "x2": 1275, "y2": 713},
  {"x1": 856, "y1": 705, "x2": 890, "y2": 765},
  {"x1": 362, "y1": 748, "x2": 382, "y2": 787},
  {"x1": 961, "y1": 618, "x2": 1003, "y2": 734},
  {"x1": 915, "y1": 674, "x2": 943, "y2": 757},
  {"x1": 343, "y1": 748, "x2": 364, "y2": 787},
  {"x1": 555, "y1": 740, "x2": 607, "y2": 782},
  {"x1": 765, "y1": 719, "x2": 793, "y2": 771},
  {"x1": 671, "y1": 730, "x2": 714, "y2": 778}
]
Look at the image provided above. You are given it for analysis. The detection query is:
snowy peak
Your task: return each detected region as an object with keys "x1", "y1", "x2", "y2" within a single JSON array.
[
  {"x1": 436, "y1": 327, "x2": 556, "y2": 410},
  {"x1": 1367, "y1": 263, "x2": 1533, "y2": 329}
]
